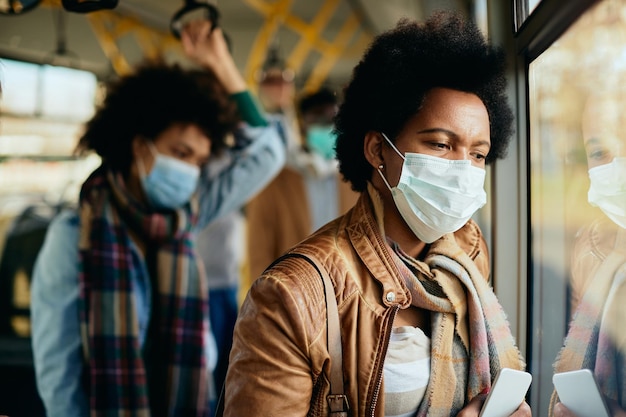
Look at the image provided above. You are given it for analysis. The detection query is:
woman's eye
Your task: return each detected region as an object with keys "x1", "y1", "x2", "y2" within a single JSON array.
[{"x1": 587, "y1": 148, "x2": 610, "y2": 161}]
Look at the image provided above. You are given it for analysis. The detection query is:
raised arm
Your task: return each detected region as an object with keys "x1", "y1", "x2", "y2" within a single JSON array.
[{"x1": 181, "y1": 20, "x2": 286, "y2": 228}]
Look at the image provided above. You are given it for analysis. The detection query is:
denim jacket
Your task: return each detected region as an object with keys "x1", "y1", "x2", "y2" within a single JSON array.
[{"x1": 31, "y1": 120, "x2": 286, "y2": 417}]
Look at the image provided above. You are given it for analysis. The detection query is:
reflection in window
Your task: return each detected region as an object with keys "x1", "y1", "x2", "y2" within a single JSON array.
[{"x1": 529, "y1": 0, "x2": 626, "y2": 415}]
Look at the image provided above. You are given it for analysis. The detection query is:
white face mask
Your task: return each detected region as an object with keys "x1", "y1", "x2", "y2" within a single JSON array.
[
  {"x1": 588, "y1": 157, "x2": 626, "y2": 229},
  {"x1": 377, "y1": 133, "x2": 487, "y2": 243}
]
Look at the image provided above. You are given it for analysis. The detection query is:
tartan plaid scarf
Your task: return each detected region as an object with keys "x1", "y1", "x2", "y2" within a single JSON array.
[
  {"x1": 550, "y1": 229, "x2": 626, "y2": 415},
  {"x1": 78, "y1": 166, "x2": 209, "y2": 417},
  {"x1": 388, "y1": 234, "x2": 525, "y2": 417}
]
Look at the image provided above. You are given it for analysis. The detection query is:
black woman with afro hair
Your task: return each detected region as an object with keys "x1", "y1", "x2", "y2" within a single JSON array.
[
  {"x1": 335, "y1": 14, "x2": 513, "y2": 193},
  {"x1": 225, "y1": 11, "x2": 530, "y2": 417},
  {"x1": 31, "y1": 19, "x2": 286, "y2": 417}
]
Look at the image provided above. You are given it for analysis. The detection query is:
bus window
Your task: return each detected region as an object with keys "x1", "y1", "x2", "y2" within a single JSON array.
[{"x1": 529, "y1": 0, "x2": 626, "y2": 414}]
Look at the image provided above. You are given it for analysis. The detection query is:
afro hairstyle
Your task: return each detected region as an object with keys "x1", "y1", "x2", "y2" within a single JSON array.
[
  {"x1": 334, "y1": 11, "x2": 514, "y2": 192},
  {"x1": 76, "y1": 61, "x2": 239, "y2": 174}
]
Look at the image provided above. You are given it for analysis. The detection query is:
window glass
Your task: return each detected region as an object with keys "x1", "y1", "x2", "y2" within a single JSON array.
[
  {"x1": 0, "y1": 60, "x2": 100, "y2": 341},
  {"x1": 529, "y1": 0, "x2": 626, "y2": 414},
  {"x1": 40, "y1": 64, "x2": 97, "y2": 121},
  {"x1": 529, "y1": 0, "x2": 542, "y2": 14},
  {"x1": 473, "y1": 0, "x2": 488, "y2": 37},
  {"x1": 0, "y1": 60, "x2": 39, "y2": 116},
  {"x1": 1, "y1": 59, "x2": 97, "y2": 121},
  {"x1": 516, "y1": 0, "x2": 543, "y2": 29}
]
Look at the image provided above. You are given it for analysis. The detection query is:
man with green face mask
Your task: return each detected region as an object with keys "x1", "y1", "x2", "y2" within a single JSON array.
[
  {"x1": 245, "y1": 87, "x2": 359, "y2": 285},
  {"x1": 300, "y1": 88, "x2": 340, "y2": 160}
]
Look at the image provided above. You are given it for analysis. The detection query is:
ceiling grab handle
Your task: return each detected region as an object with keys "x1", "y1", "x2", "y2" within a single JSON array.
[
  {"x1": 170, "y1": 0, "x2": 220, "y2": 39},
  {"x1": 61, "y1": 0, "x2": 118, "y2": 13}
]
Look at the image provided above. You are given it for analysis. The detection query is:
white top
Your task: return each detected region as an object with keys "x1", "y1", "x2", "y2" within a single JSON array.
[{"x1": 383, "y1": 326, "x2": 431, "y2": 417}]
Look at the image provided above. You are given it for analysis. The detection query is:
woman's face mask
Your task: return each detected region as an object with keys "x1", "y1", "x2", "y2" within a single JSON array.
[
  {"x1": 137, "y1": 141, "x2": 201, "y2": 210},
  {"x1": 378, "y1": 132, "x2": 487, "y2": 243},
  {"x1": 588, "y1": 157, "x2": 626, "y2": 229}
]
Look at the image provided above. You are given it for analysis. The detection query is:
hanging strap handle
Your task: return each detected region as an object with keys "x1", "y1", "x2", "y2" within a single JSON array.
[{"x1": 287, "y1": 253, "x2": 349, "y2": 416}]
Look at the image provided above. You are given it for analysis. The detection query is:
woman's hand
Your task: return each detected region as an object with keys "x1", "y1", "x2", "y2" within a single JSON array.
[
  {"x1": 455, "y1": 394, "x2": 531, "y2": 417},
  {"x1": 554, "y1": 398, "x2": 626, "y2": 417},
  {"x1": 181, "y1": 20, "x2": 246, "y2": 94},
  {"x1": 607, "y1": 399, "x2": 626, "y2": 417},
  {"x1": 552, "y1": 402, "x2": 577, "y2": 417}
]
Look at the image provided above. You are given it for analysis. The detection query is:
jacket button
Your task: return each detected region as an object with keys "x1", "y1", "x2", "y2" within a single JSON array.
[{"x1": 386, "y1": 292, "x2": 396, "y2": 302}]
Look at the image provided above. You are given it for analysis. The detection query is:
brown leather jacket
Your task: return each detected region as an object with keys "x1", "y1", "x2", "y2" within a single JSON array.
[
  {"x1": 225, "y1": 190, "x2": 490, "y2": 417},
  {"x1": 569, "y1": 218, "x2": 624, "y2": 313}
]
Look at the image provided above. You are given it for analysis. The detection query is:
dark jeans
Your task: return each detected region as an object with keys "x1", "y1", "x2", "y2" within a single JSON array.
[{"x1": 208, "y1": 287, "x2": 239, "y2": 400}]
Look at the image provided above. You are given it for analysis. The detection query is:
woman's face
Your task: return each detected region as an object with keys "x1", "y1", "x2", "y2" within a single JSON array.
[
  {"x1": 582, "y1": 94, "x2": 626, "y2": 169},
  {"x1": 127, "y1": 123, "x2": 211, "y2": 205},
  {"x1": 377, "y1": 87, "x2": 491, "y2": 189}
]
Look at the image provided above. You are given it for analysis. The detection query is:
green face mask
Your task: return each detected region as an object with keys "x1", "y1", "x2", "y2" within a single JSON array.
[{"x1": 306, "y1": 124, "x2": 337, "y2": 160}]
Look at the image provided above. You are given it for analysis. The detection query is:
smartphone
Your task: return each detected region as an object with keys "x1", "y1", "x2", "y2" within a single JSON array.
[
  {"x1": 552, "y1": 369, "x2": 610, "y2": 417},
  {"x1": 479, "y1": 368, "x2": 532, "y2": 417}
]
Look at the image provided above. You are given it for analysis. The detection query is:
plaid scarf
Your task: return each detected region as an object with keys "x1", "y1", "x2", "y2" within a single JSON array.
[
  {"x1": 388, "y1": 234, "x2": 525, "y2": 417},
  {"x1": 78, "y1": 166, "x2": 209, "y2": 417},
  {"x1": 550, "y1": 229, "x2": 626, "y2": 415}
]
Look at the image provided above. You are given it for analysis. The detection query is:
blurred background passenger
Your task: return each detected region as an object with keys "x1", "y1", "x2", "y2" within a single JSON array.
[
  {"x1": 245, "y1": 87, "x2": 358, "y2": 285},
  {"x1": 30, "y1": 20, "x2": 285, "y2": 417},
  {"x1": 194, "y1": 150, "x2": 247, "y2": 409}
]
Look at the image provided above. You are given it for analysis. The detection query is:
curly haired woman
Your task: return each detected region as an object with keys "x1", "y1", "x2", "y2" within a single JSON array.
[
  {"x1": 224, "y1": 12, "x2": 530, "y2": 417},
  {"x1": 31, "y1": 21, "x2": 285, "y2": 417}
]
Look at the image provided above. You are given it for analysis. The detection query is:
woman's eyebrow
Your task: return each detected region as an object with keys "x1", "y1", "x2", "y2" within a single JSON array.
[
  {"x1": 584, "y1": 137, "x2": 603, "y2": 147},
  {"x1": 416, "y1": 128, "x2": 491, "y2": 148},
  {"x1": 416, "y1": 127, "x2": 458, "y2": 137},
  {"x1": 473, "y1": 139, "x2": 491, "y2": 148},
  {"x1": 174, "y1": 142, "x2": 194, "y2": 152}
]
